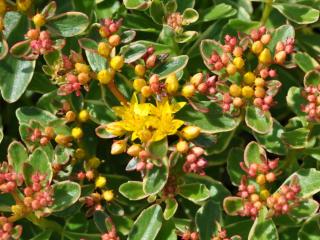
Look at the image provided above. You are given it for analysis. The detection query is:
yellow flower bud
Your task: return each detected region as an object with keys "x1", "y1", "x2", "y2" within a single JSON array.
[
  {"x1": 233, "y1": 97, "x2": 243, "y2": 108},
  {"x1": 176, "y1": 140, "x2": 189, "y2": 154},
  {"x1": 127, "y1": 144, "x2": 142, "y2": 157},
  {"x1": 111, "y1": 140, "x2": 127, "y2": 155},
  {"x1": 95, "y1": 176, "x2": 107, "y2": 188},
  {"x1": 181, "y1": 126, "x2": 201, "y2": 140},
  {"x1": 78, "y1": 72, "x2": 90, "y2": 84},
  {"x1": 11, "y1": 204, "x2": 25, "y2": 217},
  {"x1": 110, "y1": 56, "x2": 124, "y2": 70},
  {"x1": 133, "y1": 78, "x2": 147, "y2": 92},
  {"x1": 135, "y1": 64, "x2": 146, "y2": 77},
  {"x1": 241, "y1": 86, "x2": 254, "y2": 98},
  {"x1": 103, "y1": 190, "x2": 114, "y2": 202},
  {"x1": 108, "y1": 34, "x2": 121, "y2": 47},
  {"x1": 165, "y1": 74, "x2": 179, "y2": 94},
  {"x1": 97, "y1": 42, "x2": 111, "y2": 58},
  {"x1": 141, "y1": 86, "x2": 152, "y2": 98},
  {"x1": 229, "y1": 84, "x2": 242, "y2": 97},
  {"x1": 251, "y1": 41, "x2": 264, "y2": 54},
  {"x1": 190, "y1": 73, "x2": 203, "y2": 86},
  {"x1": 254, "y1": 87, "x2": 266, "y2": 98},
  {"x1": 75, "y1": 63, "x2": 90, "y2": 74},
  {"x1": 243, "y1": 72, "x2": 255, "y2": 85},
  {"x1": 260, "y1": 189, "x2": 270, "y2": 200},
  {"x1": 97, "y1": 69, "x2": 113, "y2": 84},
  {"x1": 139, "y1": 129, "x2": 152, "y2": 143},
  {"x1": 87, "y1": 157, "x2": 101, "y2": 169},
  {"x1": 75, "y1": 148, "x2": 86, "y2": 159},
  {"x1": 16, "y1": 0, "x2": 32, "y2": 12},
  {"x1": 226, "y1": 63, "x2": 237, "y2": 76},
  {"x1": 256, "y1": 174, "x2": 266, "y2": 185},
  {"x1": 55, "y1": 134, "x2": 72, "y2": 145},
  {"x1": 182, "y1": 84, "x2": 195, "y2": 98},
  {"x1": 255, "y1": 78, "x2": 265, "y2": 87},
  {"x1": 274, "y1": 51, "x2": 286, "y2": 65},
  {"x1": 32, "y1": 14, "x2": 46, "y2": 28},
  {"x1": 250, "y1": 193, "x2": 260, "y2": 202},
  {"x1": 78, "y1": 110, "x2": 90, "y2": 122},
  {"x1": 72, "y1": 127, "x2": 83, "y2": 139},
  {"x1": 258, "y1": 48, "x2": 272, "y2": 65},
  {"x1": 233, "y1": 57, "x2": 245, "y2": 69}
]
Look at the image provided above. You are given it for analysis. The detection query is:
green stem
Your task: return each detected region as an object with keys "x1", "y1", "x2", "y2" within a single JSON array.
[
  {"x1": 260, "y1": 0, "x2": 273, "y2": 25},
  {"x1": 27, "y1": 214, "x2": 63, "y2": 233}
]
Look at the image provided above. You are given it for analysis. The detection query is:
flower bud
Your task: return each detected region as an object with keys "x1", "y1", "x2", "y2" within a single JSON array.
[
  {"x1": 75, "y1": 63, "x2": 90, "y2": 74},
  {"x1": 75, "y1": 148, "x2": 86, "y2": 159},
  {"x1": 87, "y1": 157, "x2": 101, "y2": 169},
  {"x1": 133, "y1": 78, "x2": 147, "y2": 92},
  {"x1": 229, "y1": 84, "x2": 242, "y2": 97},
  {"x1": 141, "y1": 86, "x2": 152, "y2": 98},
  {"x1": 258, "y1": 48, "x2": 272, "y2": 65},
  {"x1": 95, "y1": 176, "x2": 107, "y2": 188},
  {"x1": 254, "y1": 87, "x2": 266, "y2": 98},
  {"x1": 243, "y1": 72, "x2": 255, "y2": 85},
  {"x1": 232, "y1": 46, "x2": 243, "y2": 57},
  {"x1": 233, "y1": 97, "x2": 243, "y2": 108},
  {"x1": 78, "y1": 110, "x2": 90, "y2": 122},
  {"x1": 226, "y1": 63, "x2": 237, "y2": 75},
  {"x1": 26, "y1": 29, "x2": 40, "y2": 40},
  {"x1": 97, "y1": 69, "x2": 114, "y2": 84},
  {"x1": 176, "y1": 141, "x2": 189, "y2": 154},
  {"x1": 103, "y1": 190, "x2": 114, "y2": 202},
  {"x1": 266, "y1": 172, "x2": 276, "y2": 182},
  {"x1": 72, "y1": 127, "x2": 83, "y2": 139},
  {"x1": 181, "y1": 126, "x2": 201, "y2": 140},
  {"x1": 135, "y1": 64, "x2": 146, "y2": 77},
  {"x1": 190, "y1": 73, "x2": 203, "y2": 86},
  {"x1": 242, "y1": 86, "x2": 254, "y2": 98},
  {"x1": 165, "y1": 74, "x2": 179, "y2": 94},
  {"x1": 182, "y1": 84, "x2": 195, "y2": 98},
  {"x1": 251, "y1": 41, "x2": 264, "y2": 54},
  {"x1": 259, "y1": 189, "x2": 270, "y2": 200},
  {"x1": 78, "y1": 72, "x2": 90, "y2": 84},
  {"x1": 33, "y1": 14, "x2": 46, "y2": 27},
  {"x1": 233, "y1": 57, "x2": 245, "y2": 69},
  {"x1": 108, "y1": 34, "x2": 121, "y2": 47},
  {"x1": 127, "y1": 144, "x2": 142, "y2": 157},
  {"x1": 98, "y1": 42, "x2": 111, "y2": 58},
  {"x1": 274, "y1": 51, "x2": 286, "y2": 65},
  {"x1": 261, "y1": 34, "x2": 271, "y2": 45},
  {"x1": 55, "y1": 134, "x2": 72, "y2": 145},
  {"x1": 105, "y1": 122, "x2": 125, "y2": 136},
  {"x1": 146, "y1": 54, "x2": 157, "y2": 68},
  {"x1": 255, "y1": 77, "x2": 265, "y2": 87},
  {"x1": 110, "y1": 56, "x2": 124, "y2": 70},
  {"x1": 111, "y1": 140, "x2": 126, "y2": 155},
  {"x1": 44, "y1": 127, "x2": 55, "y2": 138},
  {"x1": 256, "y1": 174, "x2": 266, "y2": 185}
]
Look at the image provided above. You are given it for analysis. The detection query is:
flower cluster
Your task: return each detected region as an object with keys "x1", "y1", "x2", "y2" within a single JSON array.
[
  {"x1": 22, "y1": 173, "x2": 54, "y2": 213},
  {"x1": 0, "y1": 163, "x2": 23, "y2": 194},
  {"x1": 302, "y1": 84, "x2": 320, "y2": 121},
  {"x1": 101, "y1": 222, "x2": 120, "y2": 240},
  {"x1": 182, "y1": 146, "x2": 207, "y2": 175},
  {"x1": 211, "y1": 227, "x2": 240, "y2": 240},
  {"x1": 236, "y1": 158, "x2": 301, "y2": 218},
  {"x1": 201, "y1": 26, "x2": 296, "y2": 113},
  {"x1": 181, "y1": 74, "x2": 218, "y2": 99},
  {"x1": 181, "y1": 231, "x2": 199, "y2": 240},
  {"x1": 0, "y1": 216, "x2": 22, "y2": 240},
  {"x1": 27, "y1": 30, "x2": 54, "y2": 56},
  {"x1": 167, "y1": 12, "x2": 183, "y2": 32},
  {"x1": 28, "y1": 127, "x2": 55, "y2": 146}
]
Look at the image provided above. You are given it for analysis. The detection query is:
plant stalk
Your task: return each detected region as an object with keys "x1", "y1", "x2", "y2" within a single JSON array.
[{"x1": 260, "y1": 0, "x2": 273, "y2": 25}]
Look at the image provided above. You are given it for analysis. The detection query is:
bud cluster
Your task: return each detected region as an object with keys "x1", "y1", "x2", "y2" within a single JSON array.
[
  {"x1": 127, "y1": 145, "x2": 154, "y2": 172},
  {"x1": 101, "y1": 221, "x2": 120, "y2": 240},
  {"x1": 181, "y1": 231, "x2": 199, "y2": 240},
  {"x1": 28, "y1": 127, "x2": 55, "y2": 146},
  {"x1": 0, "y1": 163, "x2": 23, "y2": 194},
  {"x1": 99, "y1": 18, "x2": 122, "y2": 39},
  {"x1": 167, "y1": 12, "x2": 183, "y2": 32},
  {"x1": 0, "y1": 216, "x2": 22, "y2": 240},
  {"x1": 302, "y1": 84, "x2": 320, "y2": 121},
  {"x1": 181, "y1": 73, "x2": 218, "y2": 98},
  {"x1": 182, "y1": 146, "x2": 207, "y2": 176},
  {"x1": 22, "y1": 173, "x2": 54, "y2": 213},
  {"x1": 162, "y1": 175, "x2": 177, "y2": 198},
  {"x1": 211, "y1": 228, "x2": 237, "y2": 240},
  {"x1": 27, "y1": 30, "x2": 54, "y2": 56}
]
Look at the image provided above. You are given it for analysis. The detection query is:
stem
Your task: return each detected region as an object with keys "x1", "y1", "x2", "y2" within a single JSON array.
[
  {"x1": 107, "y1": 80, "x2": 128, "y2": 105},
  {"x1": 260, "y1": 0, "x2": 273, "y2": 25},
  {"x1": 26, "y1": 214, "x2": 63, "y2": 233}
]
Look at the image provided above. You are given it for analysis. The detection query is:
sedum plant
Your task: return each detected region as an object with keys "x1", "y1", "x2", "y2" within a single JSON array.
[{"x1": 0, "y1": 0, "x2": 319, "y2": 239}]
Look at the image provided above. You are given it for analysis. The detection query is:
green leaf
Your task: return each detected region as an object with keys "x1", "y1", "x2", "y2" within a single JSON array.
[
  {"x1": 281, "y1": 128, "x2": 310, "y2": 149},
  {"x1": 273, "y1": 3, "x2": 319, "y2": 24},
  {"x1": 16, "y1": 107, "x2": 57, "y2": 125},
  {"x1": 248, "y1": 207, "x2": 278, "y2": 240},
  {"x1": 0, "y1": 39, "x2": 8, "y2": 60},
  {"x1": 178, "y1": 183, "x2": 210, "y2": 203},
  {"x1": 119, "y1": 181, "x2": 149, "y2": 200},
  {"x1": 175, "y1": 31, "x2": 198, "y2": 43},
  {"x1": 253, "y1": 119, "x2": 288, "y2": 156},
  {"x1": 0, "y1": 116, "x2": 3, "y2": 144},
  {"x1": 148, "y1": 138, "x2": 168, "y2": 159},
  {"x1": 46, "y1": 12, "x2": 90, "y2": 37},
  {"x1": 223, "y1": 197, "x2": 243, "y2": 216},
  {"x1": 182, "y1": 8, "x2": 199, "y2": 25},
  {"x1": 164, "y1": 198, "x2": 178, "y2": 220},
  {"x1": 0, "y1": 55, "x2": 35, "y2": 103},
  {"x1": 200, "y1": 39, "x2": 223, "y2": 73},
  {"x1": 176, "y1": 102, "x2": 241, "y2": 134},
  {"x1": 151, "y1": 55, "x2": 189, "y2": 80},
  {"x1": 143, "y1": 164, "x2": 169, "y2": 195},
  {"x1": 7, "y1": 141, "x2": 28, "y2": 174},
  {"x1": 30, "y1": 231, "x2": 52, "y2": 240},
  {"x1": 150, "y1": 0, "x2": 165, "y2": 24},
  {"x1": 286, "y1": 87, "x2": 307, "y2": 116},
  {"x1": 227, "y1": 148, "x2": 244, "y2": 186},
  {"x1": 267, "y1": 25, "x2": 295, "y2": 55},
  {"x1": 122, "y1": 42, "x2": 147, "y2": 63},
  {"x1": 9, "y1": 40, "x2": 31, "y2": 58},
  {"x1": 199, "y1": 3, "x2": 237, "y2": 22},
  {"x1": 124, "y1": 0, "x2": 151, "y2": 10},
  {"x1": 93, "y1": 210, "x2": 109, "y2": 233},
  {"x1": 51, "y1": 181, "x2": 81, "y2": 212},
  {"x1": 155, "y1": 220, "x2": 177, "y2": 240},
  {"x1": 245, "y1": 106, "x2": 273, "y2": 134},
  {"x1": 244, "y1": 141, "x2": 266, "y2": 167},
  {"x1": 298, "y1": 214, "x2": 320, "y2": 240},
  {"x1": 128, "y1": 204, "x2": 163, "y2": 240},
  {"x1": 196, "y1": 201, "x2": 221, "y2": 239},
  {"x1": 304, "y1": 70, "x2": 320, "y2": 86},
  {"x1": 280, "y1": 168, "x2": 320, "y2": 198},
  {"x1": 293, "y1": 52, "x2": 318, "y2": 73},
  {"x1": 290, "y1": 199, "x2": 319, "y2": 219}
]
